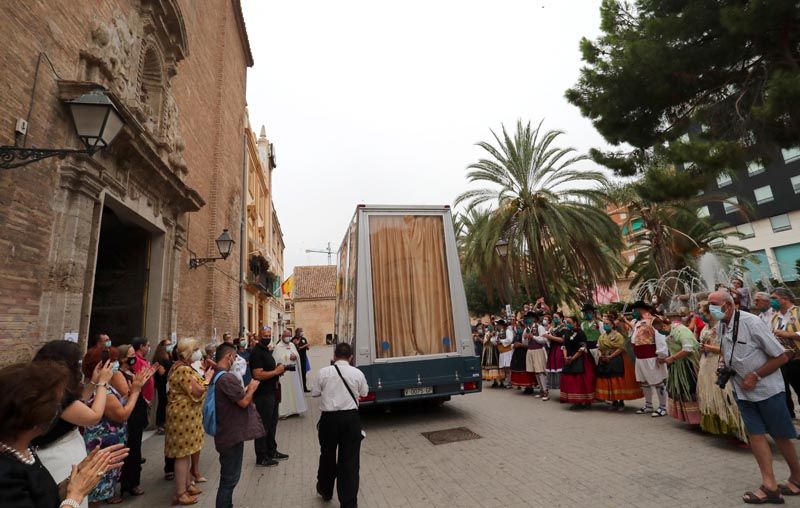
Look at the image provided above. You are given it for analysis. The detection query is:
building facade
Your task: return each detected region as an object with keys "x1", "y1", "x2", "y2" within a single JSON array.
[
  {"x1": 0, "y1": 0, "x2": 252, "y2": 362},
  {"x1": 700, "y1": 147, "x2": 800, "y2": 283},
  {"x1": 291, "y1": 265, "x2": 336, "y2": 346},
  {"x1": 242, "y1": 123, "x2": 285, "y2": 335}
]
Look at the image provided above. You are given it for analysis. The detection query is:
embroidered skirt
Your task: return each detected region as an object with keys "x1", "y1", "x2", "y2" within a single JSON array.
[
  {"x1": 559, "y1": 354, "x2": 596, "y2": 405},
  {"x1": 510, "y1": 348, "x2": 534, "y2": 387},
  {"x1": 595, "y1": 354, "x2": 643, "y2": 401},
  {"x1": 697, "y1": 352, "x2": 747, "y2": 442},
  {"x1": 667, "y1": 356, "x2": 701, "y2": 425},
  {"x1": 546, "y1": 344, "x2": 564, "y2": 389},
  {"x1": 481, "y1": 345, "x2": 502, "y2": 380}
]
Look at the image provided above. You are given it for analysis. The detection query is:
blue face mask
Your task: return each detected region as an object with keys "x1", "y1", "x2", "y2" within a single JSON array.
[
  {"x1": 585, "y1": 313, "x2": 593, "y2": 321},
  {"x1": 632, "y1": 309, "x2": 642, "y2": 320},
  {"x1": 104, "y1": 340, "x2": 112, "y2": 348},
  {"x1": 566, "y1": 323, "x2": 574, "y2": 331},
  {"x1": 709, "y1": 304, "x2": 726, "y2": 321},
  {"x1": 770, "y1": 298, "x2": 781, "y2": 311},
  {"x1": 166, "y1": 345, "x2": 174, "y2": 353},
  {"x1": 602, "y1": 324, "x2": 612, "y2": 332},
  {"x1": 111, "y1": 361, "x2": 120, "y2": 373},
  {"x1": 552, "y1": 318, "x2": 561, "y2": 325}
]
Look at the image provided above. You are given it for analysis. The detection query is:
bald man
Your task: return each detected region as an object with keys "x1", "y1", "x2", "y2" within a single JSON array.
[{"x1": 710, "y1": 290, "x2": 800, "y2": 502}]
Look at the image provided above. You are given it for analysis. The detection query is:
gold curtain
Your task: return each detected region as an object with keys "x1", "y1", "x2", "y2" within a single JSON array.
[{"x1": 369, "y1": 215, "x2": 456, "y2": 358}]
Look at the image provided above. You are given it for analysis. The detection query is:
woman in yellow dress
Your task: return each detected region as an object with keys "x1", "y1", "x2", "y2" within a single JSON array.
[{"x1": 165, "y1": 339, "x2": 213, "y2": 506}]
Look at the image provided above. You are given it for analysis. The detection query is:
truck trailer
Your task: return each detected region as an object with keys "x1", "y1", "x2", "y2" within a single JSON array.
[{"x1": 335, "y1": 205, "x2": 482, "y2": 405}]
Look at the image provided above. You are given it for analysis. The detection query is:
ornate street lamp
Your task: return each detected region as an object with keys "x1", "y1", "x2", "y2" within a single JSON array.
[
  {"x1": 0, "y1": 90, "x2": 125, "y2": 170},
  {"x1": 495, "y1": 238, "x2": 509, "y2": 257},
  {"x1": 189, "y1": 229, "x2": 236, "y2": 269}
]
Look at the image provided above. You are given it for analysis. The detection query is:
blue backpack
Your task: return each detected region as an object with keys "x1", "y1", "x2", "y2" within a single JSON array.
[{"x1": 202, "y1": 371, "x2": 226, "y2": 436}]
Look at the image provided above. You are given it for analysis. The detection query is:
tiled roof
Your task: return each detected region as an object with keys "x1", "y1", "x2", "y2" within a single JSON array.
[{"x1": 293, "y1": 265, "x2": 336, "y2": 300}]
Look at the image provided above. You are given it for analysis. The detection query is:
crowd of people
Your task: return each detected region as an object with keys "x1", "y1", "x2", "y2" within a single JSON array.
[
  {"x1": 0, "y1": 326, "x2": 315, "y2": 508},
  {"x1": 474, "y1": 284, "x2": 800, "y2": 504}
]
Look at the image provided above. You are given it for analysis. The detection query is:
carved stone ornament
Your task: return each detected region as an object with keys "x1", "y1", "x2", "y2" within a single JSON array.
[{"x1": 85, "y1": 16, "x2": 140, "y2": 102}]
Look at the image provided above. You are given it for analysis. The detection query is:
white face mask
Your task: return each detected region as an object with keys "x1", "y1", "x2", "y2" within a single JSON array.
[
  {"x1": 191, "y1": 350, "x2": 202, "y2": 362},
  {"x1": 282, "y1": 336, "x2": 291, "y2": 344}
]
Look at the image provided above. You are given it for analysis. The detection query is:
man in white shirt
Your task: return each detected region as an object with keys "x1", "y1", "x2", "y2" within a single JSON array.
[
  {"x1": 311, "y1": 343, "x2": 368, "y2": 508},
  {"x1": 754, "y1": 292, "x2": 774, "y2": 329}
]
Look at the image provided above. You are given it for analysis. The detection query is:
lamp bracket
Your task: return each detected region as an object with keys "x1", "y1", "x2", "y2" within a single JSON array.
[
  {"x1": 188, "y1": 253, "x2": 224, "y2": 270},
  {"x1": 0, "y1": 146, "x2": 93, "y2": 170}
]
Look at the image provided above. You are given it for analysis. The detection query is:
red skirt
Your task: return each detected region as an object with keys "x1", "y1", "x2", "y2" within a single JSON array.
[
  {"x1": 559, "y1": 355, "x2": 597, "y2": 405},
  {"x1": 511, "y1": 370, "x2": 536, "y2": 388}
]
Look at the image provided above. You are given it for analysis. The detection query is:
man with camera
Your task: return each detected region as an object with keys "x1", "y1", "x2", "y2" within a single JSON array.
[{"x1": 710, "y1": 290, "x2": 800, "y2": 504}]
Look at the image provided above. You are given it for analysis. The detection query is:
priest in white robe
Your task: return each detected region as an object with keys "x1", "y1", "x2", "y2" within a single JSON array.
[{"x1": 273, "y1": 330, "x2": 308, "y2": 417}]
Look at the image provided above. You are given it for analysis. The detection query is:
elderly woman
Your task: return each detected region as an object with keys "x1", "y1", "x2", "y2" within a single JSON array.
[
  {"x1": 696, "y1": 301, "x2": 747, "y2": 443},
  {"x1": 0, "y1": 361, "x2": 129, "y2": 508},
  {"x1": 595, "y1": 315, "x2": 643, "y2": 410},
  {"x1": 81, "y1": 347, "x2": 153, "y2": 508},
  {"x1": 165, "y1": 339, "x2": 214, "y2": 506},
  {"x1": 653, "y1": 316, "x2": 701, "y2": 425},
  {"x1": 32, "y1": 341, "x2": 114, "y2": 506}
]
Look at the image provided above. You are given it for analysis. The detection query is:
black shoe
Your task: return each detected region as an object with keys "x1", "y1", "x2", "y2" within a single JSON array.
[
  {"x1": 257, "y1": 458, "x2": 279, "y2": 467},
  {"x1": 272, "y1": 451, "x2": 289, "y2": 461},
  {"x1": 316, "y1": 482, "x2": 332, "y2": 501},
  {"x1": 304, "y1": 389, "x2": 311, "y2": 393}
]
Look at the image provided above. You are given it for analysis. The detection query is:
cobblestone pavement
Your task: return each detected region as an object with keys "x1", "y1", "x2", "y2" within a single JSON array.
[{"x1": 126, "y1": 346, "x2": 799, "y2": 507}]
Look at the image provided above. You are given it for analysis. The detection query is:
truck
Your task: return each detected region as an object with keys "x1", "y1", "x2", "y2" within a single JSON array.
[{"x1": 335, "y1": 205, "x2": 482, "y2": 405}]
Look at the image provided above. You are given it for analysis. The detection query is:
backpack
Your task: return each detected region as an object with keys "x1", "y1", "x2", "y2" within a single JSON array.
[{"x1": 202, "y1": 371, "x2": 226, "y2": 436}]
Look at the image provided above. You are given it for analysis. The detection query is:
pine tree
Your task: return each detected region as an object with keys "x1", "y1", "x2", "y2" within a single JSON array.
[{"x1": 566, "y1": 0, "x2": 800, "y2": 184}]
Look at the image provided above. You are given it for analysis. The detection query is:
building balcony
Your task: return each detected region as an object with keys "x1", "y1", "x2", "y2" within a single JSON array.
[{"x1": 247, "y1": 254, "x2": 277, "y2": 297}]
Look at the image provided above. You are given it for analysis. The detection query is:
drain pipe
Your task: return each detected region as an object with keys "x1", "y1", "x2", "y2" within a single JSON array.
[{"x1": 239, "y1": 127, "x2": 247, "y2": 337}]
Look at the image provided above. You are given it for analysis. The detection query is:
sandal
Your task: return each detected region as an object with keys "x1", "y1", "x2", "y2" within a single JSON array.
[
  {"x1": 635, "y1": 406, "x2": 652, "y2": 414},
  {"x1": 171, "y1": 493, "x2": 198, "y2": 506},
  {"x1": 192, "y1": 475, "x2": 208, "y2": 483},
  {"x1": 651, "y1": 408, "x2": 667, "y2": 418},
  {"x1": 106, "y1": 497, "x2": 123, "y2": 505},
  {"x1": 165, "y1": 472, "x2": 175, "y2": 481},
  {"x1": 186, "y1": 484, "x2": 203, "y2": 496},
  {"x1": 778, "y1": 478, "x2": 800, "y2": 496},
  {"x1": 743, "y1": 485, "x2": 784, "y2": 504}
]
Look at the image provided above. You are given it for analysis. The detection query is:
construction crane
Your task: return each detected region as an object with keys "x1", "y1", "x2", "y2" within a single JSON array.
[{"x1": 305, "y1": 242, "x2": 334, "y2": 265}]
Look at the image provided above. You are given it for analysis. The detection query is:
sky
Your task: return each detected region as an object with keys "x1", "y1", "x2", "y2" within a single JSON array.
[{"x1": 241, "y1": 0, "x2": 613, "y2": 274}]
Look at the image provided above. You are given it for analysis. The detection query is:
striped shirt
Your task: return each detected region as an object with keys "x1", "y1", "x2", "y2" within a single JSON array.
[{"x1": 719, "y1": 311, "x2": 786, "y2": 402}]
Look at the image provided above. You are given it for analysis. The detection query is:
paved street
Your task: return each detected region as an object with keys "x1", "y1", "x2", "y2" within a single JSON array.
[{"x1": 127, "y1": 346, "x2": 796, "y2": 507}]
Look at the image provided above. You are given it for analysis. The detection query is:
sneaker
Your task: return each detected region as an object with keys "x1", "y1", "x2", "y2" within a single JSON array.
[
  {"x1": 651, "y1": 408, "x2": 667, "y2": 418},
  {"x1": 635, "y1": 406, "x2": 652, "y2": 414},
  {"x1": 257, "y1": 458, "x2": 279, "y2": 467},
  {"x1": 272, "y1": 451, "x2": 289, "y2": 461}
]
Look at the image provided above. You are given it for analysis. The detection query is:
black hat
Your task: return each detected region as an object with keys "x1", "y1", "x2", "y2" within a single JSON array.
[
  {"x1": 525, "y1": 311, "x2": 536, "y2": 318},
  {"x1": 494, "y1": 319, "x2": 507, "y2": 326},
  {"x1": 631, "y1": 300, "x2": 655, "y2": 312},
  {"x1": 580, "y1": 303, "x2": 596, "y2": 313}
]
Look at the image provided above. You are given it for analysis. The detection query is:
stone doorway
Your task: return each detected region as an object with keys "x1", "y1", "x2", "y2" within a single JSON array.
[{"x1": 89, "y1": 205, "x2": 152, "y2": 345}]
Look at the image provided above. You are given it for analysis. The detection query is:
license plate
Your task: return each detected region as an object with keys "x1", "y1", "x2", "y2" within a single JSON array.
[{"x1": 404, "y1": 386, "x2": 433, "y2": 397}]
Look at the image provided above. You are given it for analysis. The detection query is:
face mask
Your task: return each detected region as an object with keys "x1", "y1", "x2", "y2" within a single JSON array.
[
  {"x1": 191, "y1": 350, "x2": 202, "y2": 362},
  {"x1": 585, "y1": 313, "x2": 593, "y2": 320},
  {"x1": 552, "y1": 318, "x2": 561, "y2": 325},
  {"x1": 603, "y1": 324, "x2": 612, "y2": 332},
  {"x1": 282, "y1": 337, "x2": 291, "y2": 343},
  {"x1": 127, "y1": 357, "x2": 136, "y2": 367},
  {"x1": 166, "y1": 345, "x2": 174, "y2": 353},
  {"x1": 632, "y1": 309, "x2": 642, "y2": 320},
  {"x1": 566, "y1": 323, "x2": 574, "y2": 331},
  {"x1": 104, "y1": 340, "x2": 112, "y2": 348},
  {"x1": 542, "y1": 319, "x2": 549, "y2": 326},
  {"x1": 770, "y1": 298, "x2": 781, "y2": 311},
  {"x1": 709, "y1": 304, "x2": 726, "y2": 321},
  {"x1": 111, "y1": 361, "x2": 120, "y2": 373}
]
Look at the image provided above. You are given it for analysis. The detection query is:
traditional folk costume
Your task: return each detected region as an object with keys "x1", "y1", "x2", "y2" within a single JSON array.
[
  {"x1": 595, "y1": 329, "x2": 643, "y2": 403},
  {"x1": 580, "y1": 304, "x2": 602, "y2": 363},
  {"x1": 631, "y1": 314, "x2": 668, "y2": 416},
  {"x1": 498, "y1": 327, "x2": 514, "y2": 370},
  {"x1": 481, "y1": 332, "x2": 502, "y2": 382},
  {"x1": 510, "y1": 326, "x2": 535, "y2": 389},
  {"x1": 526, "y1": 323, "x2": 549, "y2": 398},
  {"x1": 773, "y1": 305, "x2": 800, "y2": 417},
  {"x1": 697, "y1": 323, "x2": 747, "y2": 442},
  {"x1": 559, "y1": 328, "x2": 597, "y2": 406},
  {"x1": 665, "y1": 323, "x2": 701, "y2": 424},
  {"x1": 272, "y1": 340, "x2": 308, "y2": 418},
  {"x1": 546, "y1": 324, "x2": 566, "y2": 389}
]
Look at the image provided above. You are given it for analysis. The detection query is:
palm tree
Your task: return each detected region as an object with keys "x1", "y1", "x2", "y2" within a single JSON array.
[
  {"x1": 455, "y1": 120, "x2": 623, "y2": 305},
  {"x1": 607, "y1": 165, "x2": 751, "y2": 287}
]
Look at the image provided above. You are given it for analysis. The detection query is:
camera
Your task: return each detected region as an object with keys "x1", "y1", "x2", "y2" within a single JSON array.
[{"x1": 715, "y1": 365, "x2": 735, "y2": 389}]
